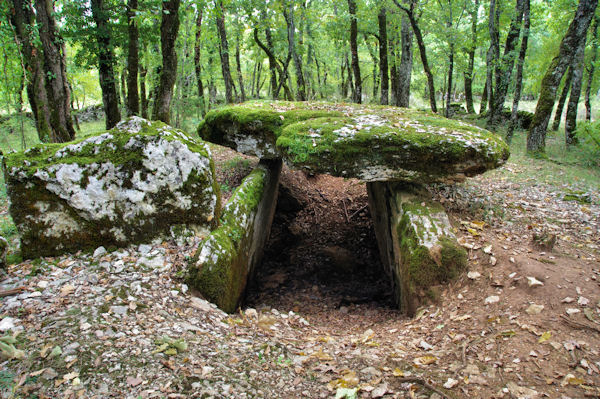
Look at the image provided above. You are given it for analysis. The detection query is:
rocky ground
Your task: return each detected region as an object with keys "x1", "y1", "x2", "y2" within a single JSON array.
[{"x1": 1, "y1": 145, "x2": 599, "y2": 399}]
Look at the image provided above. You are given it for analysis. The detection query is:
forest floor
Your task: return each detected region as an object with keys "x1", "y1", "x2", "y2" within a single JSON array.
[{"x1": 0, "y1": 126, "x2": 599, "y2": 399}]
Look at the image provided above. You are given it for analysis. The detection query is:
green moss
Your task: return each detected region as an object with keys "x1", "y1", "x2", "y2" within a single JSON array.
[
  {"x1": 395, "y1": 199, "x2": 467, "y2": 314},
  {"x1": 188, "y1": 167, "x2": 267, "y2": 312}
]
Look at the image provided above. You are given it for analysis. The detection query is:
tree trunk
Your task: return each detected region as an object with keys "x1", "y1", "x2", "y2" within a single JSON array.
[
  {"x1": 464, "y1": 0, "x2": 479, "y2": 114},
  {"x1": 126, "y1": 0, "x2": 140, "y2": 116},
  {"x1": 120, "y1": 68, "x2": 127, "y2": 106},
  {"x1": 34, "y1": 0, "x2": 75, "y2": 142},
  {"x1": 483, "y1": 0, "x2": 500, "y2": 118},
  {"x1": 398, "y1": 13, "x2": 413, "y2": 108},
  {"x1": 91, "y1": 0, "x2": 121, "y2": 129},
  {"x1": 140, "y1": 61, "x2": 148, "y2": 119},
  {"x1": 348, "y1": 0, "x2": 362, "y2": 103},
  {"x1": 215, "y1": 1, "x2": 234, "y2": 104},
  {"x1": 506, "y1": 0, "x2": 530, "y2": 143},
  {"x1": 378, "y1": 7, "x2": 389, "y2": 105},
  {"x1": 284, "y1": 3, "x2": 306, "y2": 101},
  {"x1": 394, "y1": 0, "x2": 437, "y2": 112},
  {"x1": 489, "y1": 0, "x2": 525, "y2": 127},
  {"x1": 8, "y1": 0, "x2": 52, "y2": 142},
  {"x1": 152, "y1": 0, "x2": 180, "y2": 123},
  {"x1": 365, "y1": 34, "x2": 379, "y2": 100},
  {"x1": 264, "y1": 19, "x2": 278, "y2": 99},
  {"x1": 235, "y1": 32, "x2": 246, "y2": 102},
  {"x1": 389, "y1": 28, "x2": 399, "y2": 106},
  {"x1": 551, "y1": 68, "x2": 572, "y2": 131},
  {"x1": 584, "y1": 16, "x2": 598, "y2": 121},
  {"x1": 565, "y1": 40, "x2": 586, "y2": 145},
  {"x1": 480, "y1": 83, "x2": 488, "y2": 114},
  {"x1": 527, "y1": 0, "x2": 598, "y2": 155},
  {"x1": 445, "y1": 43, "x2": 454, "y2": 117},
  {"x1": 253, "y1": 28, "x2": 293, "y2": 100},
  {"x1": 194, "y1": 9, "x2": 206, "y2": 116}
]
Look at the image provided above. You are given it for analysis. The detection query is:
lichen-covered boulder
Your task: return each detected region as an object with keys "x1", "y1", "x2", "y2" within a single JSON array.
[
  {"x1": 3, "y1": 117, "x2": 220, "y2": 259},
  {"x1": 188, "y1": 160, "x2": 281, "y2": 313},
  {"x1": 198, "y1": 101, "x2": 509, "y2": 183},
  {"x1": 367, "y1": 182, "x2": 467, "y2": 316}
]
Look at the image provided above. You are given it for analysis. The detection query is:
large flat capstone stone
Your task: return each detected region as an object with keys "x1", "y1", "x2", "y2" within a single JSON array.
[
  {"x1": 3, "y1": 117, "x2": 220, "y2": 258},
  {"x1": 198, "y1": 101, "x2": 509, "y2": 183}
]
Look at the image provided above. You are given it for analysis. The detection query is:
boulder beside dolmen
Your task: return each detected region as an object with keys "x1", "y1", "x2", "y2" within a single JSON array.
[
  {"x1": 197, "y1": 101, "x2": 509, "y2": 315},
  {"x1": 2, "y1": 117, "x2": 220, "y2": 259}
]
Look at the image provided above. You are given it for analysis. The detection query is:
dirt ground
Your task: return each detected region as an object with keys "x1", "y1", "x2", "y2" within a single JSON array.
[{"x1": 0, "y1": 146, "x2": 599, "y2": 399}]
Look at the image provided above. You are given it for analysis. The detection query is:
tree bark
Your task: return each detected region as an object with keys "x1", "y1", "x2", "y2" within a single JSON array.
[
  {"x1": 489, "y1": 0, "x2": 525, "y2": 127},
  {"x1": 506, "y1": 0, "x2": 530, "y2": 143},
  {"x1": 394, "y1": 0, "x2": 436, "y2": 112},
  {"x1": 283, "y1": 2, "x2": 306, "y2": 101},
  {"x1": 527, "y1": 0, "x2": 598, "y2": 155},
  {"x1": 126, "y1": 0, "x2": 140, "y2": 116},
  {"x1": 215, "y1": 0, "x2": 234, "y2": 104},
  {"x1": 140, "y1": 61, "x2": 148, "y2": 119},
  {"x1": 194, "y1": 9, "x2": 206, "y2": 116},
  {"x1": 253, "y1": 28, "x2": 293, "y2": 100},
  {"x1": 34, "y1": 0, "x2": 75, "y2": 142},
  {"x1": 378, "y1": 7, "x2": 389, "y2": 105},
  {"x1": 482, "y1": 0, "x2": 500, "y2": 117},
  {"x1": 389, "y1": 30, "x2": 399, "y2": 106},
  {"x1": 348, "y1": 0, "x2": 362, "y2": 103},
  {"x1": 8, "y1": 0, "x2": 52, "y2": 141},
  {"x1": 464, "y1": 0, "x2": 479, "y2": 114},
  {"x1": 480, "y1": 82, "x2": 488, "y2": 114},
  {"x1": 263, "y1": 13, "x2": 278, "y2": 99},
  {"x1": 235, "y1": 31, "x2": 246, "y2": 102},
  {"x1": 551, "y1": 68, "x2": 572, "y2": 131},
  {"x1": 398, "y1": 13, "x2": 413, "y2": 108},
  {"x1": 91, "y1": 0, "x2": 121, "y2": 129},
  {"x1": 152, "y1": 0, "x2": 180, "y2": 123},
  {"x1": 584, "y1": 16, "x2": 598, "y2": 121},
  {"x1": 565, "y1": 40, "x2": 586, "y2": 145}
]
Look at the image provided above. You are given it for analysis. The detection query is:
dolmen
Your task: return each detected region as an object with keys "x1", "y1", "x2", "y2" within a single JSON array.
[{"x1": 193, "y1": 101, "x2": 509, "y2": 315}]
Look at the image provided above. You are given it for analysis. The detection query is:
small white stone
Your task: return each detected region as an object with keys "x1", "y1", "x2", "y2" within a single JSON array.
[
  {"x1": 37, "y1": 281, "x2": 49, "y2": 289},
  {"x1": 485, "y1": 295, "x2": 500, "y2": 304},
  {"x1": 443, "y1": 378, "x2": 459, "y2": 389},
  {"x1": 467, "y1": 271, "x2": 481, "y2": 280},
  {"x1": 93, "y1": 246, "x2": 107, "y2": 258},
  {"x1": 526, "y1": 276, "x2": 544, "y2": 287},
  {"x1": 0, "y1": 317, "x2": 18, "y2": 332},
  {"x1": 566, "y1": 308, "x2": 581, "y2": 315},
  {"x1": 578, "y1": 296, "x2": 590, "y2": 306},
  {"x1": 561, "y1": 297, "x2": 575, "y2": 303},
  {"x1": 525, "y1": 304, "x2": 544, "y2": 315}
]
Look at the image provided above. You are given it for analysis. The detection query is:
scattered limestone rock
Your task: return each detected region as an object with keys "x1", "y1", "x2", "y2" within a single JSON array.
[
  {"x1": 3, "y1": 117, "x2": 220, "y2": 259},
  {"x1": 198, "y1": 101, "x2": 509, "y2": 183}
]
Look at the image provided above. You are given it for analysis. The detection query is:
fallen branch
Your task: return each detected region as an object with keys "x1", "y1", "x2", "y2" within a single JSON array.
[
  {"x1": 396, "y1": 377, "x2": 456, "y2": 399},
  {"x1": 0, "y1": 287, "x2": 24, "y2": 298},
  {"x1": 560, "y1": 315, "x2": 600, "y2": 334},
  {"x1": 349, "y1": 204, "x2": 368, "y2": 220}
]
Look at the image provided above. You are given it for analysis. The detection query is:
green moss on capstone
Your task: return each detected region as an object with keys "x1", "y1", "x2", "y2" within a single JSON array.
[{"x1": 198, "y1": 101, "x2": 510, "y2": 183}]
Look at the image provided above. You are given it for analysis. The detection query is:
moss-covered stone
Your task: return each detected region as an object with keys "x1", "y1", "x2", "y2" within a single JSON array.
[
  {"x1": 367, "y1": 182, "x2": 467, "y2": 316},
  {"x1": 3, "y1": 117, "x2": 220, "y2": 259},
  {"x1": 188, "y1": 160, "x2": 282, "y2": 313},
  {"x1": 199, "y1": 101, "x2": 510, "y2": 183}
]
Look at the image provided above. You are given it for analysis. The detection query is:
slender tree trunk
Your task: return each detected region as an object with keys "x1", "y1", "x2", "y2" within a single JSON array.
[
  {"x1": 464, "y1": 0, "x2": 479, "y2": 114},
  {"x1": 152, "y1": 0, "x2": 180, "y2": 123},
  {"x1": 264, "y1": 20, "x2": 278, "y2": 99},
  {"x1": 126, "y1": 0, "x2": 140, "y2": 116},
  {"x1": 235, "y1": 32, "x2": 246, "y2": 102},
  {"x1": 398, "y1": 13, "x2": 413, "y2": 107},
  {"x1": 394, "y1": 0, "x2": 436, "y2": 112},
  {"x1": 445, "y1": 44, "x2": 454, "y2": 117},
  {"x1": 489, "y1": 0, "x2": 525, "y2": 127},
  {"x1": 389, "y1": 29, "x2": 399, "y2": 106},
  {"x1": 480, "y1": 83, "x2": 488, "y2": 114},
  {"x1": 253, "y1": 28, "x2": 293, "y2": 100},
  {"x1": 483, "y1": 0, "x2": 500, "y2": 117},
  {"x1": 378, "y1": 7, "x2": 389, "y2": 105},
  {"x1": 565, "y1": 40, "x2": 586, "y2": 145},
  {"x1": 34, "y1": 0, "x2": 75, "y2": 142},
  {"x1": 348, "y1": 0, "x2": 362, "y2": 103},
  {"x1": 194, "y1": 9, "x2": 206, "y2": 116},
  {"x1": 8, "y1": 0, "x2": 52, "y2": 141},
  {"x1": 584, "y1": 16, "x2": 598, "y2": 121},
  {"x1": 215, "y1": 0, "x2": 234, "y2": 104},
  {"x1": 506, "y1": 0, "x2": 530, "y2": 143},
  {"x1": 91, "y1": 0, "x2": 121, "y2": 129},
  {"x1": 365, "y1": 34, "x2": 379, "y2": 100},
  {"x1": 552, "y1": 68, "x2": 572, "y2": 131},
  {"x1": 140, "y1": 60, "x2": 148, "y2": 119},
  {"x1": 527, "y1": 0, "x2": 598, "y2": 155},
  {"x1": 284, "y1": 3, "x2": 306, "y2": 101}
]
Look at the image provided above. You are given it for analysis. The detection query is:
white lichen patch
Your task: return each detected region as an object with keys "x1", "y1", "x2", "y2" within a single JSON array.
[
  {"x1": 401, "y1": 202, "x2": 454, "y2": 250},
  {"x1": 231, "y1": 134, "x2": 278, "y2": 159}
]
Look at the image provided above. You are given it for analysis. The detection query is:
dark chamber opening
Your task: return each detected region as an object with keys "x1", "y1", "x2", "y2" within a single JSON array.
[{"x1": 244, "y1": 169, "x2": 394, "y2": 313}]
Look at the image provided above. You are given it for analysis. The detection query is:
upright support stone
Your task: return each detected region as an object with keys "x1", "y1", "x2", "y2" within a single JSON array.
[
  {"x1": 189, "y1": 159, "x2": 282, "y2": 312},
  {"x1": 367, "y1": 182, "x2": 467, "y2": 316}
]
